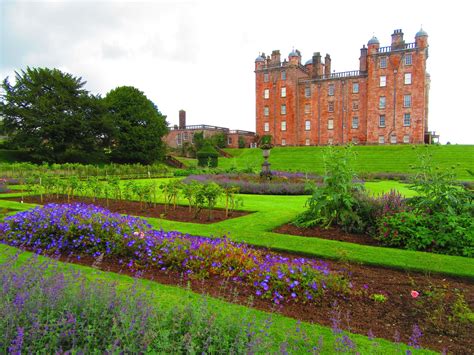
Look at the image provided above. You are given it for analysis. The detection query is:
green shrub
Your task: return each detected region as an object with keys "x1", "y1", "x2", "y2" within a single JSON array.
[
  {"x1": 294, "y1": 146, "x2": 365, "y2": 233},
  {"x1": 376, "y1": 211, "x2": 474, "y2": 257},
  {"x1": 196, "y1": 144, "x2": 218, "y2": 168}
]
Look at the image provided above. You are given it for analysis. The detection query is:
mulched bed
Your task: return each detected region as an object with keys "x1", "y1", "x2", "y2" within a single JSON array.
[
  {"x1": 274, "y1": 224, "x2": 382, "y2": 246},
  {"x1": 3, "y1": 195, "x2": 250, "y2": 224},
  {"x1": 15, "y1": 247, "x2": 473, "y2": 354}
]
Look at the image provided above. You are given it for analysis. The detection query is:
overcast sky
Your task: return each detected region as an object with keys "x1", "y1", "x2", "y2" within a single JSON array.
[{"x1": 1, "y1": 0, "x2": 473, "y2": 144}]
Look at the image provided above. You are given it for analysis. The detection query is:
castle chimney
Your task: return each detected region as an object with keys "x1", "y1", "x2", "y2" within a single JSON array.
[
  {"x1": 324, "y1": 54, "x2": 331, "y2": 77},
  {"x1": 391, "y1": 29, "x2": 405, "y2": 50},
  {"x1": 359, "y1": 45, "x2": 368, "y2": 72},
  {"x1": 271, "y1": 50, "x2": 281, "y2": 65},
  {"x1": 312, "y1": 52, "x2": 321, "y2": 78},
  {"x1": 179, "y1": 110, "x2": 186, "y2": 129}
]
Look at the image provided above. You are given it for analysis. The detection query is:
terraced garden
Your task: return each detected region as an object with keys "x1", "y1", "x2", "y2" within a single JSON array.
[{"x1": 0, "y1": 148, "x2": 473, "y2": 354}]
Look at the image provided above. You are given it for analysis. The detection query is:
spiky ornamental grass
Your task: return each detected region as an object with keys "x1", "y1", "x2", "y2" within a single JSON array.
[{"x1": 0, "y1": 203, "x2": 350, "y2": 305}]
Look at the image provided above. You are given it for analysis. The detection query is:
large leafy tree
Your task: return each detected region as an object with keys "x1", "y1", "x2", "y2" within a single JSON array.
[
  {"x1": 104, "y1": 86, "x2": 168, "y2": 164},
  {"x1": 0, "y1": 67, "x2": 107, "y2": 163}
]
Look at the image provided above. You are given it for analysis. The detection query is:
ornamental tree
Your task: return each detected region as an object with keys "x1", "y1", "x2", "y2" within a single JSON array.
[{"x1": 104, "y1": 86, "x2": 168, "y2": 164}]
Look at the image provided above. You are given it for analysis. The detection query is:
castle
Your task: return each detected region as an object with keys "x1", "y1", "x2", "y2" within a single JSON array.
[{"x1": 255, "y1": 29, "x2": 431, "y2": 146}]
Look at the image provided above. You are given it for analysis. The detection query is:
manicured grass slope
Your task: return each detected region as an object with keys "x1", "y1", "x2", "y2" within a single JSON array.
[
  {"x1": 0, "y1": 245, "x2": 434, "y2": 354},
  {"x1": 222, "y1": 145, "x2": 474, "y2": 180}
]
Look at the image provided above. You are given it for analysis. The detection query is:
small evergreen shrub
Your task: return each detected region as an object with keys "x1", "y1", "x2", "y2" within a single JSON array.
[{"x1": 196, "y1": 144, "x2": 218, "y2": 168}]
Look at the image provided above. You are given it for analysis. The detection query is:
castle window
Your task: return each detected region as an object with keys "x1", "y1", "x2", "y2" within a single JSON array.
[
  {"x1": 390, "y1": 134, "x2": 397, "y2": 144},
  {"x1": 305, "y1": 86, "x2": 311, "y2": 97},
  {"x1": 305, "y1": 138, "x2": 310, "y2": 146},
  {"x1": 282, "y1": 139, "x2": 286, "y2": 146},
  {"x1": 328, "y1": 101, "x2": 334, "y2": 112},
  {"x1": 378, "y1": 136, "x2": 385, "y2": 144},
  {"x1": 281, "y1": 71, "x2": 286, "y2": 80},
  {"x1": 227, "y1": 136, "x2": 232, "y2": 145},
  {"x1": 176, "y1": 133, "x2": 182, "y2": 146},
  {"x1": 403, "y1": 113, "x2": 411, "y2": 126},
  {"x1": 305, "y1": 104, "x2": 311, "y2": 114},
  {"x1": 352, "y1": 82, "x2": 359, "y2": 93},
  {"x1": 380, "y1": 56, "x2": 387, "y2": 69},
  {"x1": 405, "y1": 54, "x2": 412, "y2": 65},
  {"x1": 264, "y1": 106, "x2": 269, "y2": 116},
  {"x1": 328, "y1": 119, "x2": 334, "y2": 130},
  {"x1": 380, "y1": 76, "x2": 387, "y2": 87},
  {"x1": 328, "y1": 84, "x2": 335, "y2": 96},
  {"x1": 403, "y1": 94, "x2": 412, "y2": 108},
  {"x1": 305, "y1": 120, "x2": 311, "y2": 131},
  {"x1": 264, "y1": 89, "x2": 269, "y2": 99},
  {"x1": 264, "y1": 122, "x2": 269, "y2": 132},
  {"x1": 352, "y1": 117, "x2": 359, "y2": 129},
  {"x1": 281, "y1": 87, "x2": 286, "y2": 98},
  {"x1": 404, "y1": 73, "x2": 412, "y2": 85},
  {"x1": 379, "y1": 115, "x2": 386, "y2": 127},
  {"x1": 352, "y1": 101, "x2": 359, "y2": 111},
  {"x1": 403, "y1": 135, "x2": 410, "y2": 143},
  {"x1": 379, "y1": 96, "x2": 386, "y2": 109},
  {"x1": 281, "y1": 104, "x2": 286, "y2": 115},
  {"x1": 281, "y1": 121, "x2": 287, "y2": 131},
  {"x1": 264, "y1": 73, "x2": 269, "y2": 82},
  {"x1": 183, "y1": 132, "x2": 188, "y2": 141},
  {"x1": 328, "y1": 138, "x2": 334, "y2": 145}
]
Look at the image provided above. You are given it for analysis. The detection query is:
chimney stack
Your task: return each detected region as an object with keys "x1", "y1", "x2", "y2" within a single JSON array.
[
  {"x1": 359, "y1": 45, "x2": 368, "y2": 72},
  {"x1": 324, "y1": 54, "x2": 331, "y2": 77},
  {"x1": 312, "y1": 52, "x2": 321, "y2": 78},
  {"x1": 179, "y1": 110, "x2": 186, "y2": 129},
  {"x1": 391, "y1": 29, "x2": 405, "y2": 50}
]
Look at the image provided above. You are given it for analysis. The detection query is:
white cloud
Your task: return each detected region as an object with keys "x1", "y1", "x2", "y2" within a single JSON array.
[{"x1": 1, "y1": 0, "x2": 473, "y2": 143}]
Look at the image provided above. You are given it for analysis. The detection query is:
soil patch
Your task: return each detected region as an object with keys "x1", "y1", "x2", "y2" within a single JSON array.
[
  {"x1": 274, "y1": 224, "x2": 381, "y2": 247},
  {"x1": 16, "y1": 247, "x2": 474, "y2": 354},
  {"x1": 4, "y1": 195, "x2": 250, "y2": 224}
]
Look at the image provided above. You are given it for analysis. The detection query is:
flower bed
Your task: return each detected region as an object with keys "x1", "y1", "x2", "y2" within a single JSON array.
[
  {"x1": 183, "y1": 171, "x2": 322, "y2": 195},
  {"x1": 0, "y1": 203, "x2": 348, "y2": 304}
]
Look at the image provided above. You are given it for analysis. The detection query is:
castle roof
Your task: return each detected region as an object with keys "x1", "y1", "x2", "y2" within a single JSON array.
[
  {"x1": 368, "y1": 36, "x2": 380, "y2": 45},
  {"x1": 305, "y1": 58, "x2": 313, "y2": 65},
  {"x1": 416, "y1": 27, "x2": 428, "y2": 37},
  {"x1": 255, "y1": 55, "x2": 265, "y2": 62},
  {"x1": 289, "y1": 49, "x2": 299, "y2": 57}
]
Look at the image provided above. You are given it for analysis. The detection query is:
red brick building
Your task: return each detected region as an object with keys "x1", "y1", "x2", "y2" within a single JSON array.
[
  {"x1": 165, "y1": 110, "x2": 256, "y2": 149},
  {"x1": 255, "y1": 29, "x2": 430, "y2": 146}
]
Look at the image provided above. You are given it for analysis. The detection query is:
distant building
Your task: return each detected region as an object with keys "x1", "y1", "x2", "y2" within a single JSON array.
[
  {"x1": 255, "y1": 28, "x2": 431, "y2": 146},
  {"x1": 164, "y1": 110, "x2": 256, "y2": 149}
]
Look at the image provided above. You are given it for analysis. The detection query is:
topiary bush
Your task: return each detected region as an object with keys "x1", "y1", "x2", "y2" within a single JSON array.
[{"x1": 196, "y1": 143, "x2": 218, "y2": 168}]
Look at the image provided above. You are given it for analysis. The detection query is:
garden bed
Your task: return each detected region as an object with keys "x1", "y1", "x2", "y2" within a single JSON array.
[
  {"x1": 274, "y1": 223, "x2": 381, "y2": 247},
  {"x1": 4, "y1": 195, "x2": 250, "y2": 223},
  {"x1": 16, "y1": 245, "x2": 474, "y2": 354}
]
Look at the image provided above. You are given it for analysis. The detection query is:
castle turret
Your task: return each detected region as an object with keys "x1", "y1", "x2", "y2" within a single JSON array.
[
  {"x1": 359, "y1": 45, "x2": 368, "y2": 72},
  {"x1": 415, "y1": 27, "x2": 428, "y2": 49},
  {"x1": 255, "y1": 53, "x2": 265, "y2": 71},
  {"x1": 367, "y1": 35, "x2": 379, "y2": 54},
  {"x1": 288, "y1": 48, "x2": 300, "y2": 65},
  {"x1": 391, "y1": 29, "x2": 405, "y2": 50}
]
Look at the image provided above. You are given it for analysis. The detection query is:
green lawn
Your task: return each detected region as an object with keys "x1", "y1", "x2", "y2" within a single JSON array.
[
  {"x1": 215, "y1": 145, "x2": 474, "y2": 180},
  {"x1": 1, "y1": 179, "x2": 473, "y2": 279},
  {"x1": 0, "y1": 244, "x2": 434, "y2": 354}
]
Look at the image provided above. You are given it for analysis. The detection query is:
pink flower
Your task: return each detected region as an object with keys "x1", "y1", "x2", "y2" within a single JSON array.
[{"x1": 411, "y1": 290, "x2": 419, "y2": 298}]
